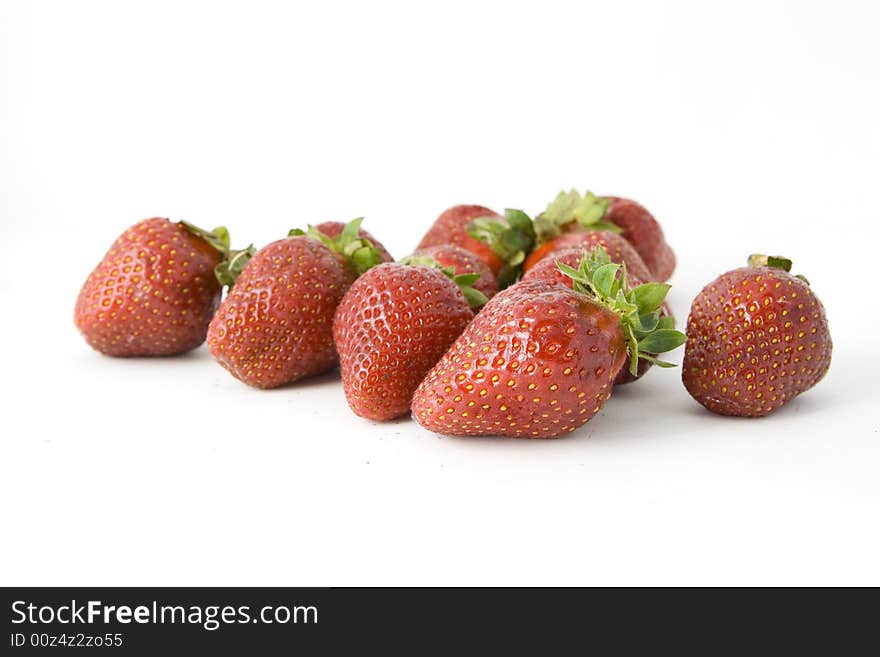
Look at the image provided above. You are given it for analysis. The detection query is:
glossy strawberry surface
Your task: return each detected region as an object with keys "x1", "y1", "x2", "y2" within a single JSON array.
[
  {"x1": 522, "y1": 247, "x2": 673, "y2": 385},
  {"x1": 603, "y1": 197, "x2": 676, "y2": 281},
  {"x1": 411, "y1": 279, "x2": 627, "y2": 438},
  {"x1": 207, "y1": 236, "x2": 354, "y2": 388},
  {"x1": 414, "y1": 244, "x2": 499, "y2": 300},
  {"x1": 522, "y1": 229, "x2": 654, "y2": 282},
  {"x1": 416, "y1": 205, "x2": 506, "y2": 275},
  {"x1": 682, "y1": 265, "x2": 831, "y2": 417},
  {"x1": 315, "y1": 221, "x2": 395, "y2": 264},
  {"x1": 74, "y1": 218, "x2": 222, "y2": 356},
  {"x1": 334, "y1": 263, "x2": 474, "y2": 421}
]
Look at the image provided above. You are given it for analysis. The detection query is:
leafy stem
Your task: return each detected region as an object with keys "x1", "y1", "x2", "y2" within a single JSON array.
[
  {"x1": 400, "y1": 254, "x2": 489, "y2": 309},
  {"x1": 290, "y1": 217, "x2": 385, "y2": 277},
  {"x1": 534, "y1": 189, "x2": 621, "y2": 243},
  {"x1": 748, "y1": 253, "x2": 810, "y2": 285},
  {"x1": 558, "y1": 246, "x2": 686, "y2": 375},
  {"x1": 465, "y1": 208, "x2": 536, "y2": 288},
  {"x1": 180, "y1": 221, "x2": 254, "y2": 288}
]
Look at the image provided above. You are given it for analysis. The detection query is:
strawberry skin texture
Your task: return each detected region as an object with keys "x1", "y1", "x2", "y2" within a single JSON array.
[
  {"x1": 603, "y1": 197, "x2": 676, "y2": 281},
  {"x1": 522, "y1": 247, "x2": 672, "y2": 386},
  {"x1": 207, "y1": 236, "x2": 354, "y2": 388},
  {"x1": 414, "y1": 244, "x2": 499, "y2": 300},
  {"x1": 411, "y1": 279, "x2": 627, "y2": 438},
  {"x1": 417, "y1": 205, "x2": 506, "y2": 275},
  {"x1": 74, "y1": 217, "x2": 222, "y2": 357},
  {"x1": 314, "y1": 221, "x2": 395, "y2": 264},
  {"x1": 522, "y1": 230, "x2": 654, "y2": 283},
  {"x1": 334, "y1": 263, "x2": 474, "y2": 421},
  {"x1": 682, "y1": 266, "x2": 832, "y2": 417}
]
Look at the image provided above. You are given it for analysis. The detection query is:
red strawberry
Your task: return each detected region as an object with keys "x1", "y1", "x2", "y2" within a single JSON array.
[
  {"x1": 604, "y1": 196, "x2": 676, "y2": 281},
  {"x1": 414, "y1": 244, "x2": 499, "y2": 300},
  {"x1": 412, "y1": 247, "x2": 686, "y2": 438},
  {"x1": 523, "y1": 246, "x2": 675, "y2": 386},
  {"x1": 531, "y1": 190, "x2": 676, "y2": 281},
  {"x1": 207, "y1": 218, "x2": 386, "y2": 388},
  {"x1": 315, "y1": 220, "x2": 395, "y2": 263},
  {"x1": 417, "y1": 206, "x2": 535, "y2": 287},
  {"x1": 74, "y1": 218, "x2": 250, "y2": 357},
  {"x1": 522, "y1": 229, "x2": 654, "y2": 282},
  {"x1": 682, "y1": 255, "x2": 832, "y2": 417},
  {"x1": 333, "y1": 259, "x2": 486, "y2": 421}
]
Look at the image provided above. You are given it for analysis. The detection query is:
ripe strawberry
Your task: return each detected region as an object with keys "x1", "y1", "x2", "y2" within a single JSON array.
[
  {"x1": 522, "y1": 229, "x2": 654, "y2": 282},
  {"x1": 315, "y1": 220, "x2": 395, "y2": 263},
  {"x1": 682, "y1": 255, "x2": 832, "y2": 417},
  {"x1": 522, "y1": 246, "x2": 675, "y2": 386},
  {"x1": 418, "y1": 205, "x2": 535, "y2": 286},
  {"x1": 412, "y1": 247, "x2": 686, "y2": 438},
  {"x1": 74, "y1": 217, "x2": 251, "y2": 357},
  {"x1": 207, "y1": 218, "x2": 386, "y2": 389},
  {"x1": 530, "y1": 190, "x2": 676, "y2": 281},
  {"x1": 414, "y1": 244, "x2": 499, "y2": 300},
  {"x1": 334, "y1": 258, "x2": 487, "y2": 421},
  {"x1": 604, "y1": 196, "x2": 676, "y2": 281}
]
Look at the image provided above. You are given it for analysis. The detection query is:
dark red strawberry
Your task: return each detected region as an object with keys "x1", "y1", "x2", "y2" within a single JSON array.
[
  {"x1": 522, "y1": 229, "x2": 654, "y2": 282},
  {"x1": 529, "y1": 190, "x2": 676, "y2": 281},
  {"x1": 414, "y1": 244, "x2": 499, "y2": 300},
  {"x1": 522, "y1": 246, "x2": 675, "y2": 386},
  {"x1": 207, "y1": 218, "x2": 385, "y2": 388},
  {"x1": 74, "y1": 217, "x2": 251, "y2": 357},
  {"x1": 604, "y1": 196, "x2": 676, "y2": 281},
  {"x1": 417, "y1": 205, "x2": 535, "y2": 286},
  {"x1": 315, "y1": 220, "x2": 395, "y2": 263},
  {"x1": 412, "y1": 247, "x2": 686, "y2": 438},
  {"x1": 682, "y1": 255, "x2": 832, "y2": 417},
  {"x1": 333, "y1": 259, "x2": 486, "y2": 421}
]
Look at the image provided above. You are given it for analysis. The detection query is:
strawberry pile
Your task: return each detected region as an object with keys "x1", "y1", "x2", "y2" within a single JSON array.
[{"x1": 74, "y1": 191, "x2": 832, "y2": 437}]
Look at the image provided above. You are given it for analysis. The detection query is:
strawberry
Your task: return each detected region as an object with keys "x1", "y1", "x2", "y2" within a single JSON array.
[
  {"x1": 315, "y1": 220, "x2": 395, "y2": 263},
  {"x1": 682, "y1": 255, "x2": 832, "y2": 417},
  {"x1": 522, "y1": 229, "x2": 654, "y2": 282},
  {"x1": 74, "y1": 217, "x2": 252, "y2": 357},
  {"x1": 414, "y1": 244, "x2": 499, "y2": 300},
  {"x1": 529, "y1": 190, "x2": 676, "y2": 281},
  {"x1": 333, "y1": 258, "x2": 487, "y2": 421},
  {"x1": 411, "y1": 247, "x2": 686, "y2": 438},
  {"x1": 604, "y1": 196, "x2": 676, "y2": 281},
  {"x1": 522, "y1": 246, "x2": 675, "y2": 386},
  {"x1": 207, "y1": 218, "x2": 386, "y2": 389},
  {"x1": 417, "y1": 205, "x2": 535, "y2": 286}
]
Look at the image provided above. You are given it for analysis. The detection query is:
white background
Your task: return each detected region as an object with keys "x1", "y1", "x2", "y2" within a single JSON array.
[{"x1": 2, "y1": 0, "x2": 878, "y2": 586}]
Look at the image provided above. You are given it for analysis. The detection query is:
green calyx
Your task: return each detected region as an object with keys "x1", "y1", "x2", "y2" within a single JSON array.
[
  {"x1": 534, "y1": 189, "x2": 621, "y2": 243},
  {"x1": 400, "y1": 254, "x2": 489, "y2": 310},
  {"x1": 214, "y1": 245, "x2": 257, "y2": 287},
  {"x1": 180, "y1": 221, "x2": 255, "y2": 288},
  {"x1": 748, "y1": 253, "x2": 810, "y2": 285},
  {"x1": 290, "y1": 217, "x2": 384, "y2": 277},
  {"x1": 466, "y1": 208, "x2": 537, "y2": 289},
  {"x1": 558, "y1": 246, "x2": 687, "y2": 376}
]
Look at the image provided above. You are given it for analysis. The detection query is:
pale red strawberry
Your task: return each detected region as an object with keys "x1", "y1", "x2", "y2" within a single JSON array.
[
  {"x1": 414, "y1": 244, "x2": 499, "y2": 300},
  {"x1": 207, "y1": 218, "x2": 385, "y2": 388},
  {"x1": 333, "y1": 260, "x2": 485, "y2": 421},
  {"x1": 682, "y1": 255, "x2": 832, "y2": 417},
  {"x1": 412, "y1": 247, "x2": 686, "y2": 438},
  {"x1": 74, "y1": 218, "x2": 248, "y2": 357}
]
